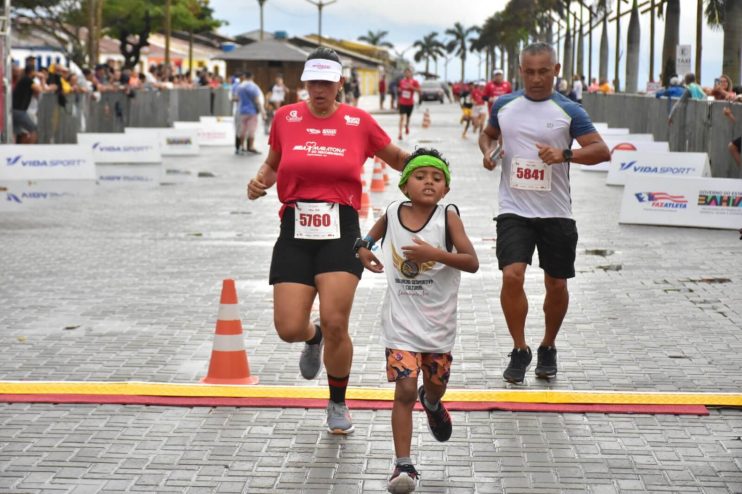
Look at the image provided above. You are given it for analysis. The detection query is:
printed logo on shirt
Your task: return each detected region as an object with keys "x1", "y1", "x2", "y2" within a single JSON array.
[
  {"x1": 286, "y1": 110, "x2": 302, "y2": 123},
  {"x1": 322, "y1": 129, "x2": 337, "y2": 136},
  {"x1": 344, "y1": 115, "x2": 360, "y2": 126},
  {"x1": 306, "y1": 128, "x2": 321, "y2": 134},
  {"x1": 392, "y1": 243, "x2": 436, "y2": 279},
  {"x1": 292, "y1": 141, "x2": 346, "y2": 157}
]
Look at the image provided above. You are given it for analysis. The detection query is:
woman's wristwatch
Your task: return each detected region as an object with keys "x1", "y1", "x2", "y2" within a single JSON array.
[{"x1": 353, "y1": 236, "x2": 375, "y2": 258}]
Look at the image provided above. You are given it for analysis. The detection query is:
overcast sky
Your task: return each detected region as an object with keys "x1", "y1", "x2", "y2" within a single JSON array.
[{"x1": 210, "y1": 0, "x2": 727, "y2": 88}]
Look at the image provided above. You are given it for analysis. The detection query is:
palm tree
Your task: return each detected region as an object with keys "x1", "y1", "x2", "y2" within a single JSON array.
[
  {"x1": 625, "y1": 0, "x2": 641, "y2": 93},
  {"x1": 562, "y1": 1, "x2": 573, "y2": 78},
  {"x1": 257, "y1": 0, "x2": 267, "y2": 41},
  {"x1": 594, "y1": 0, "x2": 610, "y2": 83},
  {"x1": 357, "y1": 29, "x2": 394, "y2": 49},
  {"x1": 412, "y1": 32, "x2": 445, "y2": 76},
  {"x1": 721, "y1": 0, "x2": 741, "y2": 83},
  {"x1": 660, "y1": 0, "x2": 680, "y2": 86},
  {"x1": 445, "y1": 22, "x2": 479, "y2": 82}
]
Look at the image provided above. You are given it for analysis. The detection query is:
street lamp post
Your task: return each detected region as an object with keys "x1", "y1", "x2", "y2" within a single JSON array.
[
  {"x1": 305, "y1": 0, "x2": 337, "y2": 47},
  {"x1": 1, "y1": 0, "x2": 10, "y2": 143}
]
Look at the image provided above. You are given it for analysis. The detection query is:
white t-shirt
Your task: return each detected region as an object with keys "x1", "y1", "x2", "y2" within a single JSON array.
[
  {"x1": 489, "y1": 90, "x2": 596, "y2": 218},
  {"x1": 380, "y1": 201, "x2": 461, "y2": 353},
  {"x1": 269, "y1": 83, "x2": 286, "y2": 104},
  {"x1": 573, "y1": 79, "x2": 584, "y2": 100}
]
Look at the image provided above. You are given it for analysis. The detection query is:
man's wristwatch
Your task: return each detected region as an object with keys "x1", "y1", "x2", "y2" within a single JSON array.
[
  {"x1": 562, "y1": 148, "x2": 573, "y2": 163},
  {"x1": 353, "y1": 237, "x2": 373, "y2": 258}
]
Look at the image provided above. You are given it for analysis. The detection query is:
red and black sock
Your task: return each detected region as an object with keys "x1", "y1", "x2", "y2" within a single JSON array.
[{"x1": 328, "y1": 374, "x2": 349, "y2": 404}]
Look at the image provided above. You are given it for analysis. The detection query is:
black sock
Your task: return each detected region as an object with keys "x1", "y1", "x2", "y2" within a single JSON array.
[
  {"x1": 307, "y1": 324, "x2": 322, "y2": 345},
  {"x1": 235, "y1": 137, "x2": 241, "y2": 151},
  {"x1": 328, "y1": 374, "x2": 349, "y2": 404}
]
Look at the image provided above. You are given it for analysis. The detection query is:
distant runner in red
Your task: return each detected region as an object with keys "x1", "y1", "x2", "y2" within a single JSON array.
[
  {"x1": 397, "y1": 68, "x2": 420, "y2": 141},
  {"x1": 484, "y1": 68, "x2": 512, "y2": 112}
]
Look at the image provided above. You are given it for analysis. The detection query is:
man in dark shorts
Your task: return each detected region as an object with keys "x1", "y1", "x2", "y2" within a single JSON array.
[
  {"x1": 478, "y1": 42, "x2": 610, "y2": 384},
  {"x1": 396, "y1": 68, "x2": 420, "y2": 140},
  {"x1": 12, "y1": 65, "x2": 41, "y2": 144}
]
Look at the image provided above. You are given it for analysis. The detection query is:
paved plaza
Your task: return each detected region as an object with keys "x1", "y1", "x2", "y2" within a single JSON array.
[{"x1": 1, "y1": 98, "x2": 741, "y2": 493}]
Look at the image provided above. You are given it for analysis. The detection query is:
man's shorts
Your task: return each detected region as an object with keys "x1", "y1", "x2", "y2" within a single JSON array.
[
  {"x1": 12, "y1": 110, "x2": 37, "y2": 135},
  {"x1": 495, "y1": 213, "x2": 578, "y2": 279},
  {"x1": 473, "y1": 104, "x2": 488, "y2": 118},
  {"x1": 733, "y1": 137, "x2": 741, "y2": 153},
  {"x1": 385, "y1": 348, "x2": 453, "y2": 386},
  {"x1": 269, "y1": 204, "x2": 363, "y2": 286},
  {"x1": 239, "y1": 114, "x2": 258, "y2": 137},
  {"x1": 398, "y1": 104, "x2": 414, "y2": 117},
  {"x1": 461, "y1": 107, "x2": 472, "y2": 119}
]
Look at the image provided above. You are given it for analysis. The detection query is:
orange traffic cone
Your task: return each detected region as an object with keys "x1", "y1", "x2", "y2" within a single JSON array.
[
  {"x1": 201, "y1": 279, "x2": 259, "y2": 385},
  {"x1": 360, "y1": 169, "x2": 371, "y2": 217},
  {"x1": 370, "y1": 157, "x2": 385, "y2": 192},
  {"x1": 422, "y1": 109, "x2": 431, "y2": 128},
  {"x1": 382, "y1": 160, "x2": 390, "y2": 185}
]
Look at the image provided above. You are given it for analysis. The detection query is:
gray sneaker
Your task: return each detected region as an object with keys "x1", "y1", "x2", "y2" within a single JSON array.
[
  {"x1": 299, "y1": 324, "x2": 323, "y2": 380},
  {"x1": 326, "y1": 401, "x2": 354, "y2": 434}
]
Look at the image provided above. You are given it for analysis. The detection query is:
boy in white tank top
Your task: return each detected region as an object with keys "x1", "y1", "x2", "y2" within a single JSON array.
[{"x1": 354, "y1": 149, "x2": 479, "y2": 494}]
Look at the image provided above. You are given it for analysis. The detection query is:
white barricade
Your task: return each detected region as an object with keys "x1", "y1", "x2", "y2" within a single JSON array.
[
  {"x1": 124, "y1": 127, "x2": 200, "y2": 156},
  {"x1": 0, "y1": 180, "x2": 96, "y2": 211},
  {"x1": 578, "y1": 139, "x2": 670, "y2": 172},
  {"x1": 77, "y1": 133, "x2": 161, "y2": 163},
  {"x1": 606, "y1": 151, "x2": 710, "y2": 186},
  {"x1": 0, "y1": 144, "x2": 96, "y2": 180},
  {"x1": 174, "y1": 120, "x2": 234, "y2": 146},
  {"x1": 599, "y1": 127, "x2": 630, "y2": 135},
  {"x1": 619, "y1": 175, "x2": 742, "y2": 230}
]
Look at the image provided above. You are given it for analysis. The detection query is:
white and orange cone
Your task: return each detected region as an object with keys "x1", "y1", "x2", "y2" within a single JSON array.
[
  {"x1": 360, "y1": 171, "x2": 372, "y2": 217},
  {"x1": 370, "y1": 157, "x2": 386, "y2": 192},
  {"x1": 422, "y1": 109, "x2": 431, "y2": 128},
  {"x1": 201, "y1": 279, "x2": 259, "y2": 385}
]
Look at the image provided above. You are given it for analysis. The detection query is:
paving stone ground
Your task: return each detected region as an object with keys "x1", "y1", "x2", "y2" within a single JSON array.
[{"x1": 1, "y1": 96, "x2": 741, "y2": 493}]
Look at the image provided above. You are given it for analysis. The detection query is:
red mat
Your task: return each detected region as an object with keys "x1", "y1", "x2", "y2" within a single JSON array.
[{"x1": 0, "y1": 394, "x2": 709, "y2": 415}]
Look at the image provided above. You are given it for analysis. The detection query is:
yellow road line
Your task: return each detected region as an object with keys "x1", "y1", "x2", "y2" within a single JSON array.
[{"x1": 0, "y1": 381, "x2": 740, "y2": 406}]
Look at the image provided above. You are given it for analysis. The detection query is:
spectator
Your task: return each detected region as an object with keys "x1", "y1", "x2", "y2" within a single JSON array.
[
  {"x1": 572, "y1": 74, "x2": 584, "y2": 104},
  {"x1": 11, "y1": 65, "x2": 41, "y2": 144},
  {"x1": 654, "y1": 76, "x2": 684, "y2": 99},
  {"x1": 683, "y1": 73, "x2": 706, "y2": 100},
  {"x1": 587, "y1": 77, "x2": 600, "y2": 93},
  {"x1": 598, "y1": 78, "x2": 613, "y2": 94},
  {"x1": 379, "y1": 74, "x2": 387, "y2": 109},
  {"x1": 706, "y1": 75, "x2": 738, "y2": 101},
  {"x1": 266, "y1": 75, "x2": 289, "y2": 111}
]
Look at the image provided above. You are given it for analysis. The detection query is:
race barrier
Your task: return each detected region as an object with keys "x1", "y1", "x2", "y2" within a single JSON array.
[
  {"x1": 124, "y1": 127, "x2": 200, "y2": 156},
  {"x1": 175, "y1": 119, "x2": 234, "y2": 147},
  {"x1": 77, "y1": 133, "x2": 162, "y2": 164},
  {"x1": 0, "y1": 144, "x2": 97, "y2": 211},
  {"x1": 606, "y1": 150, "x2": 710, "y2": 186},
  {"x1": 619, "y1": 175, "x2": 742, "y2": 230},
  {"x1": 578, "y1": 139, "x2": 670, "y2": 172},
  {"x1": 599, "y1": 127, "x2": 630, "y2": 136}
]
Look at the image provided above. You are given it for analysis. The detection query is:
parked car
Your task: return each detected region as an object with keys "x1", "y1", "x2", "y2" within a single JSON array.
[{"x1": 420, "y1": 80, "x2": 446, "y2": 103}]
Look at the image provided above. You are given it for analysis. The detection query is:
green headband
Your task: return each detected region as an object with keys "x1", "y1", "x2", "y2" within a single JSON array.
[{"x1": 398, "y1": 155, "x2": 451, "y2": 190}]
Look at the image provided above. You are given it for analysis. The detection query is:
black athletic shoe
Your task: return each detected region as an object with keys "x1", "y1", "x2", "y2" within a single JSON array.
[
  {"x1": 503, "y1": 347, "x2": 532, "y2": 384},
  {"x1": 535, "y1": 345, "x2": 558, "y2": 379},
  {"x1": 417, "y1": 386, "x2": 452, "y2": 442}
]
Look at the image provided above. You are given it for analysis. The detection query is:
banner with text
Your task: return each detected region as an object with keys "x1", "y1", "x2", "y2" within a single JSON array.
[
  {"x1": 0, "y1": 144, "x2": 96, "y2": 181},
  {"x1": 124, "y1": 127, "x2": 200, "y2": 156},
  {"x1": 77, "y1": 133, "x2": 162, "y2": 164},
  {"x1": 174, "y1": 120, "x2": 234, "y2": 146},
  {"x1": 619, "y1": 175, "x2": 742, "y2": 230},
  {"x1": 606, "y1": 151, "x2": 710, "y2": 186},
  {"x1": 579, "y1": 139, "x2": 670, "y2": 172}
]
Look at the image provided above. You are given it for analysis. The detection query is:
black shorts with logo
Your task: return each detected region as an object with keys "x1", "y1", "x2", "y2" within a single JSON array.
[
  {"x1": 398, "y1": 104, "x2": 414, "y2": 117},
  {"x1": 269, "y1": 204, "x2": 363, "y2": 286},
  {"x1": 495, "y1": 213, "x2": 578, "y2": 279}
]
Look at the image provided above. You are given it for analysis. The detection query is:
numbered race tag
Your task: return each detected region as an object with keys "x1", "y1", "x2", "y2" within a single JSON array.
[
  {"x1": 510, "y1": 157, "x2": 552, "y2": 191},
  {"x1": 401, "y1": 90, "x2": 412, "y2": 100},
  {"x1": 294, "y1": 202, "x2": 340, "y2": 240}
]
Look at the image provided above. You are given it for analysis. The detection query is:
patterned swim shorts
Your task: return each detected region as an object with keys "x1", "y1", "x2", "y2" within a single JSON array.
[{"x1": 385, "y1": 348, "x2": 453, "y2": 386}]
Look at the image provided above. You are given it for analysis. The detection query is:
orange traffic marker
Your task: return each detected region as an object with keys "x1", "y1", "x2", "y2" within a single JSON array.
[
  {"x1": 370, "y1": 157, "x2": 385, "y2": 192},
  {"x1": 360, "y1": 168, "x2": 371, "y2": 217},
  {"x1": 422, "y1": 109, "x2": 431, "y2": 128},
  {"x1": 382, "y1": 160, "x2": 390, "y2": 185},
  {"x1": 201, "y1": 279, "x2": 259, "y2": 385}
]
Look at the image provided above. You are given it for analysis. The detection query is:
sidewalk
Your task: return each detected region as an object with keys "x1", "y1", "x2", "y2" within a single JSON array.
[{"x1": 0, "y1": 95, "x2": 741, "y2": 493}]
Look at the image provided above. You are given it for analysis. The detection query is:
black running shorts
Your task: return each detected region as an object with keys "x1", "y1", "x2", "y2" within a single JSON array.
[
  {"x1": 495, "y1": 213, "x2": 578, "y2": 279},
  {"x1": 269, "y1": 204, "x2": 363, "y2": 286},
  {"x1": 398, "y1": 104, "x2": 414, "y2": 117}
]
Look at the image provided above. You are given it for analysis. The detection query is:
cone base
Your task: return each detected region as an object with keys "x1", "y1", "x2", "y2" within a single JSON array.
[{"x1": 201, "y1": 376, "x2": 260, "y2": 385}]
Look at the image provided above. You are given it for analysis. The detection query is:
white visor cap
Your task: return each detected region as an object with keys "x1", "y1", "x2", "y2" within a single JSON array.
[{"x1": 301, "y1": 59, "x2": 343, "y2": 82}]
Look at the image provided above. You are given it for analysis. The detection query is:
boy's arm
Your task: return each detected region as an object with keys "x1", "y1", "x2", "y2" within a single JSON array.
[
  {"x1": 401, "y1": 210, "x2": 479, "y2": 273},
  {"x1": 357, "y1": 214, "x2": 387, "y2": 273}
]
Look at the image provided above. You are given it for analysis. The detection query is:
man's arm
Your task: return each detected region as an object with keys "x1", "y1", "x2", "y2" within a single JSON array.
[
  {"x1": 536, "y1": 132, "x2": 610, "y2": 166},
  {"x1": 478, "y1": 123, "x2": 501, "y2": 170}
]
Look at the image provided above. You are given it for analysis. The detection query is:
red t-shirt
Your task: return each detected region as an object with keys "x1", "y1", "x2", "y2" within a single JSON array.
[
  {"x1": 471, "y1": 87, "x2": 485, "y2": 105},
  {"x1": 269, "y1": 101, "x2": 391, "y2": 214},
  {"x1": 397, "y1": 77, "x2": 420, "y2": 106},
  {"x1": 485, "y1": 80, "x2": 512, "y2": 99}
]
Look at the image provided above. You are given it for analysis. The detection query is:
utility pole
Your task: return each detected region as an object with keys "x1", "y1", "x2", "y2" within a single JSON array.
[
  {"x1": 305, "y1": 0, "x2": 337, "y2": 46},
  {"x1": 258, "y1": 0, "x2": 266, "y2": 41},
  {"x1": 1, "y1": 0, "x2": 10, "y2": 142},
  {"x1": 695, "y1": 0, "x2": 702, "y2": 81},
  {"x1": 614, "y1": 0, "x2": 622, "y2": 92},
  {"x1": 165, "y1": 0, "x2": 171, "y2": 69}
]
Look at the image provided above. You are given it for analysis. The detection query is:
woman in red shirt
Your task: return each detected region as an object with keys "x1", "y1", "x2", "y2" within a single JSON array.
[{"x1": 247, "y1": 48, "x2": 408, "y2": 434}]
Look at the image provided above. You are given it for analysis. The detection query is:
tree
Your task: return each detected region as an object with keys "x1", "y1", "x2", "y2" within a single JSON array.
[
  {"x1": 625, "y1": 0, "x2": 641, "y2": 93},
  {"x1": 173, "y1": 0, "x2": 223, "y2": 75},
  {"x1": 445, "y1": 22, "x2": 479, "y2": 82},
  {"x1": 721, "y1": 0, "x2": 741, "y2": 83},
  {"x1": 660, "y1": 0, "x2": 680, "y2": 86},
  {"x1": 12, "y1": 0, "x2": 89, "y2": 68},
  {"x1": 358, "y1": 29, "x2": 394, "y2": 48},
  {"x1": 412, "y1": 32, "x2": 445, "y2": 76},
  {"x1": 595, "y1": 0, "x2": 610, "y2": 83}
]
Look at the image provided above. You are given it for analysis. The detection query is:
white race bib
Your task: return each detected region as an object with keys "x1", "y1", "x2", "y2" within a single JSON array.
[
  {"x1": 510, "y1": 157, "x2": 552, "y2": 191},
  {"x1": 294, "y1": 202, "x2": 340, "y2": 240},
  {"x1": 401, "y1": 90, "x2": 412, "y2": 99}
]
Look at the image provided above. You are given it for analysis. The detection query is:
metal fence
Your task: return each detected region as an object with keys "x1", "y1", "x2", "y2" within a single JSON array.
[
  {"x1": 34, "y1": 88, "x2": 232, "y2": 144},
  {"x1": 583, "y1": 93, "x2": 742, "y2": 178}
]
